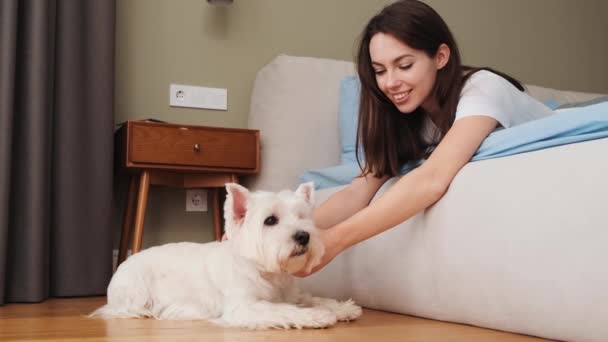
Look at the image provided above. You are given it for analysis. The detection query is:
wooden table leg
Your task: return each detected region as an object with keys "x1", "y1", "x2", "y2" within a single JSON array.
[
  {"x1": 118, "y1": 175, "x2": 138, "y2": 266},
  {"x1": 212, "y1": 188, "x2": 222, "y2": 241},
  {"x1": 131, "y1": 170, "x2": 150, "y2": 254}
]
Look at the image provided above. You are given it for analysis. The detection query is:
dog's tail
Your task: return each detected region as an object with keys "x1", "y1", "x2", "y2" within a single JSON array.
[
  {"x1": 88, "y1": 272, "x2": 152, "y2": 319},
  {"x1": 89, "y1": 288, "x2": 153, "y2": 319}
]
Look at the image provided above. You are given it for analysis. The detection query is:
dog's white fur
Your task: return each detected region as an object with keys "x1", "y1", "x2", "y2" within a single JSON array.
[{"x1": 91, "y1": 182, "x2": 362, "y2": 329}]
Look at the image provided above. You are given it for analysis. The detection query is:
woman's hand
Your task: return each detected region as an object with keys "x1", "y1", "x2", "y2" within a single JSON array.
[{"x1": 294, "y1": 228, "x2": 343, "y2": 277}]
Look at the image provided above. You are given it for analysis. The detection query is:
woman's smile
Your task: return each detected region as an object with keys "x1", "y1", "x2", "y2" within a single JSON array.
[{"x1": 390, "y1": 89, "x2": 412, "y2": 105}]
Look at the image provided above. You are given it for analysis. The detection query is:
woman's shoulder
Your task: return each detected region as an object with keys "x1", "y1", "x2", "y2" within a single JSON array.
[
  {"x1": 457, "y1": 70, "x2": 554, "y2": 128},
  {"x1": 466, "y1": 69, "x2": 503, "y2": 81},
  {"x1": 462, "y1": 70, "x2": 516, "y2": 94}
]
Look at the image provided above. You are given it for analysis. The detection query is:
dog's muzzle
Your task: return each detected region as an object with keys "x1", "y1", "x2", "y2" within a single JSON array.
[{"x1": 290, "y1": 246, "x2": 308, "y2": 257}]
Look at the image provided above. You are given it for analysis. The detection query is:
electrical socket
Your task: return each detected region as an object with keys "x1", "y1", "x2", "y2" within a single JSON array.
[
  {"x1": 169, "y1": 83, "x2": 227, "y2": 110},
  {"x1": 186, "y1": 190, "x2": 207, "y2": 212}
]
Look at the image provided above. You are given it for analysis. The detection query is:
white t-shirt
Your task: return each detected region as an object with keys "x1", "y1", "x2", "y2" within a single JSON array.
[
  {"x1": 455, "y1": 70, "x2": 554, "y2": 127},
  {"x1": 422, "y1": 70, "x2": 554, "y2": 144}
]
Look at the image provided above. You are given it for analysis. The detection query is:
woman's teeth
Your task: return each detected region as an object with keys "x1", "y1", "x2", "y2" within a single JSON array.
[{"x1": 394, "y1": 90, "x2": 411, "y2": 101}]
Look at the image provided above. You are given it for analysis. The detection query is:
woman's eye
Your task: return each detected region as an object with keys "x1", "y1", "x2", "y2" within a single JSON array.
[
  {"x1": 264, "y1": 215, "x2": 278, "y2": 226},
  {"x1": 400, "y1": 64, "x2": 413, "y2": 70},
  {"x1": 374, "y1": 69, "x2": 385, "y2": 75}
]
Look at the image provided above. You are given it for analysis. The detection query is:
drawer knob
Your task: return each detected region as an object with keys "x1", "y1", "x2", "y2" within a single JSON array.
[{"x1": 193, "y1": 143, "x2": 201, "y2": 152}]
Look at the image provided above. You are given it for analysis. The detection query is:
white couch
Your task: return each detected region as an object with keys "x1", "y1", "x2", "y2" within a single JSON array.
[{"x1": 243, "y1": 54, "x2": 608, "y2": 342}]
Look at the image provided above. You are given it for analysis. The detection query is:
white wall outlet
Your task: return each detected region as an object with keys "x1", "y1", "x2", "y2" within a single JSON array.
[
  {"x1": 169, "y1": 83, "x2": 227, "y2": 110},
  {"x1": 186, "y1": 190, "x2": 208, "y2": 212}
]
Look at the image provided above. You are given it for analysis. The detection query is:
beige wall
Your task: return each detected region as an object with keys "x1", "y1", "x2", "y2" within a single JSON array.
[
  {"x1": 427, "y1": 0, "x2": 608, "y2": 94},
  {"x1": 115, "y1": 0, "x2": 608, "y2": 248}
]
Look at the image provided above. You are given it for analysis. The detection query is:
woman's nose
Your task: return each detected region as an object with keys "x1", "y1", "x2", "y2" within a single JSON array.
[{"x1": 386, "y1": 70, "x2": 401, "y2": 89}]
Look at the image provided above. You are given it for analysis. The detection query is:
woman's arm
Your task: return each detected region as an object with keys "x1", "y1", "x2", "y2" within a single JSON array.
[
  {"x1": 314, "y1": 173, "x2": 389, "y2": 229},
  {"x1": 330, "y1": 115, "x2": 498, "y2": 250},
  {"x1": 298, "y1": 116, "x2": 499, "y2": 276}
]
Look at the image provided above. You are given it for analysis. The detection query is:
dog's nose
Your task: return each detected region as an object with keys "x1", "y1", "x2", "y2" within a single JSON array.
[{"x1": 293, "y1": 231, "x2": 310, "y2": 246}]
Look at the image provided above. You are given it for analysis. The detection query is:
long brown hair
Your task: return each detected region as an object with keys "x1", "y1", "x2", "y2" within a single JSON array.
[{"x1": 355, "y1": 0, "x2": 524, "y2": 178}]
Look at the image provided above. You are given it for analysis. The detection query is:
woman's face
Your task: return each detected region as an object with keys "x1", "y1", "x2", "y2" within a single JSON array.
[{"x1": 369, "y1": 33, "x2": 447, "y2": 114}]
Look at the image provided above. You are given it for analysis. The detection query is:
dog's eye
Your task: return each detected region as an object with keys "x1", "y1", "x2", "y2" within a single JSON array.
[{"x1": 264, "y1": 215, "x2": 278, "y2": 226}]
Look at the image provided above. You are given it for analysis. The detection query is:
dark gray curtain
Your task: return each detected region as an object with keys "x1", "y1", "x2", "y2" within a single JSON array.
[{"x1": 0, "y1": 0, "x2": 115, "y2": 304}]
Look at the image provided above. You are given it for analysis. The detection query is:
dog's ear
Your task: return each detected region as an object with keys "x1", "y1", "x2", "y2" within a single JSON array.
[
  {"x1": 295, "y1": 182, "x2": 315, "y2": 207},
  {"x1": 224, "y1": 183, "x2": 249, "y2": 235}
]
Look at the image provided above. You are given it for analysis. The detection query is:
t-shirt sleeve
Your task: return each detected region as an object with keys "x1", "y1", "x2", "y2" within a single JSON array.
[{"x1": 455, "y1": 71, "x2": 525, "y2": 128}]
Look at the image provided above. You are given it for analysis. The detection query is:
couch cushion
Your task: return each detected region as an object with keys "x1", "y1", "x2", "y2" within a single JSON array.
[
  {"x1": 525, "y1": 84, "x2": 605, "y2": 105},
  {"x1": 557, "y1": 95, "x2": 608, "y2": 109},
  {"x1": 242, "y1": 54, "x2": 355, "y2": 191}
]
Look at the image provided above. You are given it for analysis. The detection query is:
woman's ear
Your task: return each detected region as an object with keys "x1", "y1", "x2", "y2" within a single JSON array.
[{"x1": 435, "y1": 43, "x2": 450, "y2": 70}]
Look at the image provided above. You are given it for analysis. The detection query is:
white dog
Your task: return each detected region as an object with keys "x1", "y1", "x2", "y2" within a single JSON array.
[{"x1": 91, "y1": 182, "x2": 362, "y2": 329}]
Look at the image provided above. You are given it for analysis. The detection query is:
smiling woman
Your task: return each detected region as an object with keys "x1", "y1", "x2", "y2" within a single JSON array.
[
  {"x1": 353, "y1": 0, "x2": 543, "y2": 180},
  {"x1": 370, "y1": 33, "x2": 447, "y2": 115},
  {"x1": 306, "y1": 0, "x2": 555, "y2": 275}
]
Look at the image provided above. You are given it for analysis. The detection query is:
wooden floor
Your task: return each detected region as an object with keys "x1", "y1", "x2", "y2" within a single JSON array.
[{"x1": 0, "y1": 297, "x2": 551, "y2": 342}]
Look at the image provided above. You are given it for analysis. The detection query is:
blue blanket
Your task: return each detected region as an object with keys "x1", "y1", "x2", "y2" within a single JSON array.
[{"x1": 300, "y1": 101, "x2": 608, "y2": 189}]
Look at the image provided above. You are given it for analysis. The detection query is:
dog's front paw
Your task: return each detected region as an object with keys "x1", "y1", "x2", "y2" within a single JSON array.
[{"x1": 334, "y1": 299, "x2": 362, "y2": 322}]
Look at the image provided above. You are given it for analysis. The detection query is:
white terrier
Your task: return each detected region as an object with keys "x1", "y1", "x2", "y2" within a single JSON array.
[{"x1": 91, "y1": 182, "x2": 362, "y2": 329}]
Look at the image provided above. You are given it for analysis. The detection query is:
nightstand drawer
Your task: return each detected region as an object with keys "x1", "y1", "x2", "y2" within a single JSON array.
[{"x1": 128, "y1": 123, "x2": 258, "y2": 170}]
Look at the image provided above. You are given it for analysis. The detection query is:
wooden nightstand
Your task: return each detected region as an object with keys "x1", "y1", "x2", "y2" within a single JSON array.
[{"x1": 115, "y1": 120, "x2": 260, "y2": 265}]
